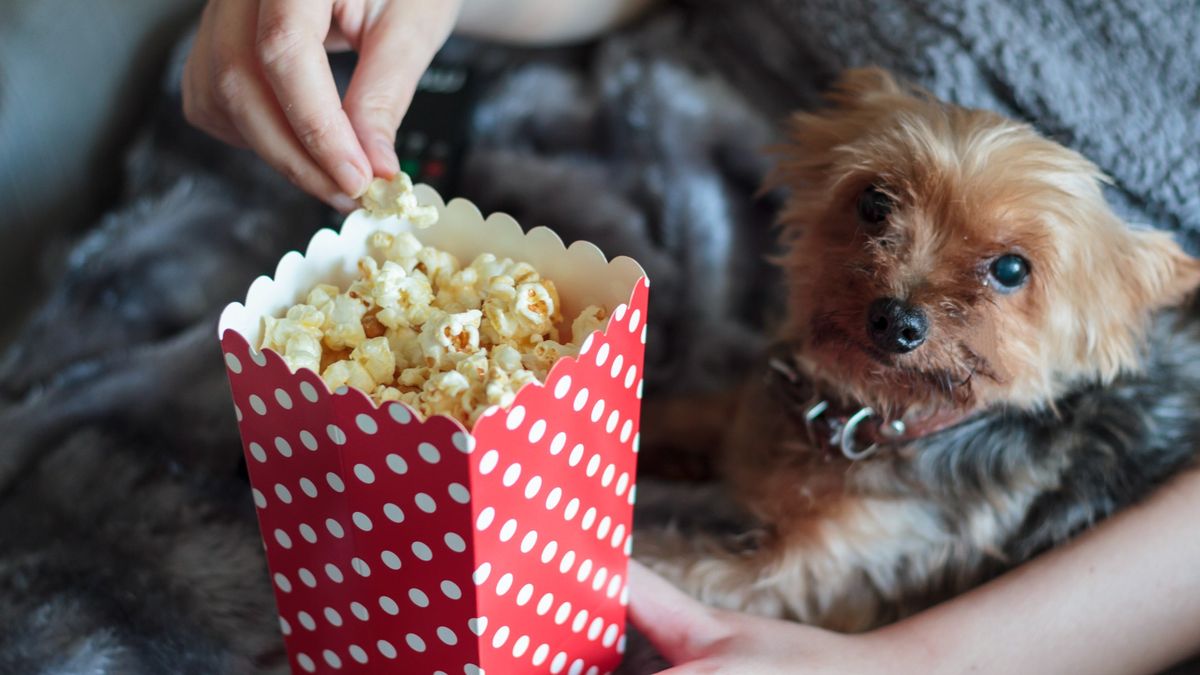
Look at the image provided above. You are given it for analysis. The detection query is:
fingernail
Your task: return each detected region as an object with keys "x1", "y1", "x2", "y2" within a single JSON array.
[
  {"x1": 331, "y1": 193, "x2": 358, "y2": 213},
  {"x1": 376, "y1": 139, "x2": 400, "y2": 176},
  {"x1": 334, "y1": 161, "x2": 369, "y2": 197}
]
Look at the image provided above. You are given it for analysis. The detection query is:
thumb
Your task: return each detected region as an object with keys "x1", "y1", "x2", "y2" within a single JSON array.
[
  {"x1": 342, "y1": 1, "x2": 460, "y2": 178},
  {"x1": 627, "y1": 560, "x2": 730, "y2": 666}
]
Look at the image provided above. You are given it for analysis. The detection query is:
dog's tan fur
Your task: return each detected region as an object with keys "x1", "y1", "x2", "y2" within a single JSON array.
[{"x1": 635, "y1": 68, "x2": 1200, "y2": 631}]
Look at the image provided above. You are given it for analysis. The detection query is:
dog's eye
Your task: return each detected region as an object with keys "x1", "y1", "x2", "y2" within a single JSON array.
[
  {"x1": 990, "y1": 254, "x2": 1029, "y2": 290},
  {"x1": 856, "y1": 185, "x2": 892, "y2": 230}
]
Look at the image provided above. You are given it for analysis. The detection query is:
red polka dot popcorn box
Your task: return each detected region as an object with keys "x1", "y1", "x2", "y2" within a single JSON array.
[{"x1": 217, "y1": 185, "x2": 647, "y2": 675}]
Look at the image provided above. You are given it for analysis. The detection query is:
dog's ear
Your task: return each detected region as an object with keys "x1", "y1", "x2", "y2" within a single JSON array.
[
  {"x1": 826, "y1": 68, "x2": 904, "y2": 109},
  {"x1": 1080, "y1": 226, "x2": 1200, "y2": 380},
  {"x1": 1125, "y1": 228, "x2": 1200, "y2": 310}
]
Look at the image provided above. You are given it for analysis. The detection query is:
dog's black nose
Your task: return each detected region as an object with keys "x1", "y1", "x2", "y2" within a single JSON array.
[{"x1": 867, "y1": 298, "x2": 929, "y2": 354}]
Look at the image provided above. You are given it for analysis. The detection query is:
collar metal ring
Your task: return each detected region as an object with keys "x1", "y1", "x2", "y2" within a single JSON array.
[
  {"x1": 803, "y1": 399, "x2": 829, "y2": 446},
  {"x1": 840, "y1": 406, "x2": 880, "y2": 461}
]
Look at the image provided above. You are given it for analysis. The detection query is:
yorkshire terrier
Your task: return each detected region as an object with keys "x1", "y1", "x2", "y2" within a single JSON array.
[{"x1": 635, "y1": 68, "x2": 1200, "y2": 632}]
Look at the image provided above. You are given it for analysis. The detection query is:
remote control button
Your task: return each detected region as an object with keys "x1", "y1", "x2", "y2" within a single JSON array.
[{"x1": 424, "y1": 161, "x2": 446, "y2": 179}]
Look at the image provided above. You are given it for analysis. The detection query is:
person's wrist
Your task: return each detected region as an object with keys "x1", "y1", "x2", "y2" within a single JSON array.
[{"x1": 860, "y1": 619, "x2": 947, "y2": 675}]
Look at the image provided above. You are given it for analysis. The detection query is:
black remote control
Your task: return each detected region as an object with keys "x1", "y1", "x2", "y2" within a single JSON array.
[{"x1": 394, "y1": 61, "x2": 480, "y2": 196}]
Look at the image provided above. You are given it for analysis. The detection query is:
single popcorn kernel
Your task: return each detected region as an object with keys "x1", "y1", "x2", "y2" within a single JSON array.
[
  {"x1": 351, "y1": 337, "x2": 396, "y2": 386},
  {"x1": 263, "y1": 229, "x2": 610, "y2": 426},
  {"x1": 515, "y1": 281, "x2": 558, "y2": 331},
  {"x1": 571, "y1": 305, "x2": 609, "y2": 343},
  {"x1": 320, "y1": 294, "x2": 369, "y2": 350},
  {"x1": 420, "y1": 309, "x2": 482, "y2": 368},
  {"x1": 306, "y1": 283, "x2": 340, "y2": 308},
  {"x1": 415, "y1": 247, "x2": 460, "y2": 291},
  {"x1": 370, "y1": 231, "x2": 423, "y2": 270},
  {"x1": 321, "y1": 360, "x2": 375, "y2": 393},
  {"x1": 260, "y1": 304, "x2": 325, "y2": 373},
  {"x1": 385, "y1": 325, "x2": 423, "y2": 369},
  {"x1": 490, "y1": 344, "x2": 524, "y2": 373},
  {"x1": 362, "y1": 312, "x2": 387, "y2": 339},
  {"x1": 524, "y1": 339, "x2": 577, "y2": 378},
  {"x1": 374, "y1": 385, "x2": 404, "y2": 403}
]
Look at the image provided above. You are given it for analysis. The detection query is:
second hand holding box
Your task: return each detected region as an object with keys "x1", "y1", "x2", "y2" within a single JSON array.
[{"x1": 217, "y1": 183, "x2": 648, "y2": 674}]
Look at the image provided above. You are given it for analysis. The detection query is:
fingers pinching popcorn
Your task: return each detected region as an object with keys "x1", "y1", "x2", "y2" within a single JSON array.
[{"x1": 260, "y1": 221, "x2": 609, "y2": 425}]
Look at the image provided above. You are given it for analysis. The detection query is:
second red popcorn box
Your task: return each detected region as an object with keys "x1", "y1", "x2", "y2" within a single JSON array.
[{"x1": 217, "y1": 184, "x2": 648, "y2": 675}]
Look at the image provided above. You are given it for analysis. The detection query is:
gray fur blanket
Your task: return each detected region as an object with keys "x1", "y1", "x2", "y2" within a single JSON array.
[{"x1": 1, "y1": 1, "x2": 1197, "y2": 671}]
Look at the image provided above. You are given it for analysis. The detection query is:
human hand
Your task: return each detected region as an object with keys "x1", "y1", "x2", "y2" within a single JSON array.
[
  {"x1": 182, "y1": 0, "x2": 462, "y2": 210},
  {"x1": 627, "y1": 561, "x2": 930, "y2": 674}
]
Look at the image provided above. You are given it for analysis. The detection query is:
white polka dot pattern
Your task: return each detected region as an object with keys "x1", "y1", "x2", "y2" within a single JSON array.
[{"x1": 219, "y1": 275, "x2": 647, "y2": 673}]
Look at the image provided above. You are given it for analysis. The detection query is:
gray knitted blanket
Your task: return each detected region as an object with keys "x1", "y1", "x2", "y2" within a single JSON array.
[{"x1": 1, "y1": 1, "x2": 1196, "y2": 671}]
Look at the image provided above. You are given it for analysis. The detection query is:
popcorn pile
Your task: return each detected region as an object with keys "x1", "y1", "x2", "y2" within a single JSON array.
[{"x1": 260, "y1": 182, "x2": 607, "y2": 426}]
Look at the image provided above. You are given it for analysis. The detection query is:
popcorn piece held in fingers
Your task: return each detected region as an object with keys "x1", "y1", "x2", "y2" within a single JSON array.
[{"x1": 360, "y1": 172, "x2": 439, "y2": 227}]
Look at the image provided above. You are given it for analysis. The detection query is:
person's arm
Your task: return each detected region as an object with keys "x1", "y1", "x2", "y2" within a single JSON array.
[
  {"x1": 182, "y1": 0, "x2": 656, "y2": 210},
  {"x1": 457, "y1": 0, "x2": 658, "y2": 45},
  {"x1": 630, "y1": 467, "x2": 1200, "y2": 675}
]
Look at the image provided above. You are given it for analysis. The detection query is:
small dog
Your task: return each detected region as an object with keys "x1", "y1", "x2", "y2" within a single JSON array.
[{"x1": 635, "y1": 68, "x2": 1200, "y2": 632}]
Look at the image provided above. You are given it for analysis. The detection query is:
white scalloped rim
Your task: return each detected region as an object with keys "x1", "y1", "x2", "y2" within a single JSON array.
[
  {"x1": 219, "y1": 185, "x2": 644, "y2": 344},
  {"x1": 218, "y1": 185, "x2": 646, "y2": 424}
]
